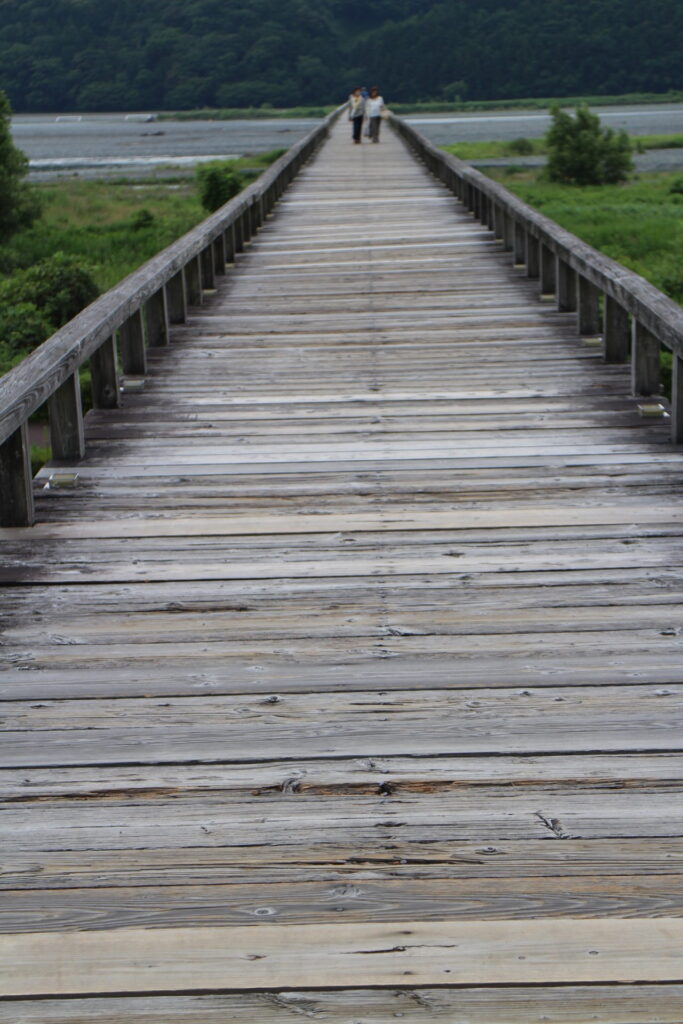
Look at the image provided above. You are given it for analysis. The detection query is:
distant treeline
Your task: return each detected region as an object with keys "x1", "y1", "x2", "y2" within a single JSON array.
[{"x1": 1, "y1": 0, "x2": 681, "y2": 112}]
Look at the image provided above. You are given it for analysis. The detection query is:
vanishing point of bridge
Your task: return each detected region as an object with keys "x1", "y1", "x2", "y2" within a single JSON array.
[{"x1": 1, "y1": 115, "x2": 683, "y2": 1021}]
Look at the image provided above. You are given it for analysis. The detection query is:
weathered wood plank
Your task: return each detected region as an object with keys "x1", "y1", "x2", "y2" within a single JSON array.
[
  {"x1": 3, "y1": 837, "x2": 683, "y2": 891},
  {"x1": 3, "y1": 987, "x2": 683, "y2": 1024},
  {"x1": 3, "y1": 873, "x2": 683, "y2": 933},
  {"x1": 3, "y1": 919, "x2": 683, "y2": 996}
]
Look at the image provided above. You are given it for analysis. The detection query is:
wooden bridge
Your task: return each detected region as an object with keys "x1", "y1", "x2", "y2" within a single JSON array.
[{"x1": 1, "y1": 112, "x2": 683, "y2": 1022}]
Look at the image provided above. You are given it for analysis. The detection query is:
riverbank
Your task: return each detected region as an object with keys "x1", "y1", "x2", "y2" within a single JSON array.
[
  {"x1": 13, "y1": 102, "x2": 683, "y2": 182},
  {"x1": 164, "y1": 90, "x2": 683, "y2": 120}
]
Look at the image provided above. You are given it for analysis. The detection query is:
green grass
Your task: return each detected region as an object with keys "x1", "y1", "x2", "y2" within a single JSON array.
[
  {"x1": 444, "y1": 139, "x2": 546, "y2": 161},
  {"x1": 444, "y1": 133, "x2": 683, "y2": 163},
  {"x1": 490, "y1": 170, "x2": 683, "y2": 306},
  {"x1": 634, "y1": 133, "x2": 683, "y2": 152},
  {"x1": 2, "y1": 149, "x2": 286, "y2": 294},
  {"x1": 3, "y1": 179, "x2": 204, "y2": 292}
]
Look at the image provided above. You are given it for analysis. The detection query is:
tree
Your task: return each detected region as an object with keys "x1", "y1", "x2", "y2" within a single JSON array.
[
  {"x1": 0, "y1": 90, "x2": 39, "y2": 240},
  {"x1": 545, "y1": 104, "x2": 633, "y2": 186}
]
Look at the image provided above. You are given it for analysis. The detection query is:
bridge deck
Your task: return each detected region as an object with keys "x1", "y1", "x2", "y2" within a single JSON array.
[{"x1": 2, "y1": 121, "x2": 683, "y2": 1020}]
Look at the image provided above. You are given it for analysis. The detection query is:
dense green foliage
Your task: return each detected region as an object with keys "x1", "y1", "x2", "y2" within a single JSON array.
[
  {"x1": 546, "y1": 105, "x2": 633, "y2": 185},
  {"x1": 196, "y1": 162, "x2": 244, "y2": 212},
  {"x1": 0, "y1": 252, "x2": 98, "y2": 370},
  {"x1": 0, "y1": 91, "x2": 39, "y2": 238},
  {"x1": 1, "y1": 0, "x2": 681, "y2": 111}
]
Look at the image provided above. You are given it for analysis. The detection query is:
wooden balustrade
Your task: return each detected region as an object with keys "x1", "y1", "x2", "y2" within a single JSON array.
[
  {"x1": 0, "y1": 108, "x2": 341, "y2": 526},
  {"x1": 391, "y1": 114, "x2": 683, "y2": 441}
]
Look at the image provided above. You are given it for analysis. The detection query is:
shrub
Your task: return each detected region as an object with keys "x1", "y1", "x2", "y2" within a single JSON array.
[
  {"x1": 0, "y1": 252, "x2": 99, "y2": 328},
  {"x1": 508, "y1": 137, "x2": 534, "y2": 156},
  {"x1": 0, "y1": 301, "x2": 51, "y2": 356},
  {"x1": 131, "y1": 208, "x2": 155, "y2": 230},
  {"x1": 669, "y1": 177, "x2": 683, "y2": 195},
  {"x1": 196, "y1": 162, "x2": 244, "y2": 212},
  {"x1": 546, "y1": 104, "x2": 633, "y2": 186}
]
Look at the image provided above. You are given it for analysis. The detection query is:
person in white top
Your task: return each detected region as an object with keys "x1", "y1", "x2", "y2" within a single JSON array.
[{"x1": 365, "y1": 86, "x2": 386, "y2": 143}]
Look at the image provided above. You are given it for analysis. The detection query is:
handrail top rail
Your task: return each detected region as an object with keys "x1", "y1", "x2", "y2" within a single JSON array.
[
  {"x1": 390, "y1": 113, "x2": 683, "y2": 357},
  {"x1": 0, "y1": 107, "x2": 343, "y2": 447}
]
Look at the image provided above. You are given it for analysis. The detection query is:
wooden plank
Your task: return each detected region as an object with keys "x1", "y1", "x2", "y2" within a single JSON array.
[
  {"x1": 4, "y1": 504, "x2": 683, "y2": 540},
  {"x1": 5, "y1": 986, "x2": 683, "y2": 1024},
  {"x1": 2, "y1": 874, "x2": 683, "y2": 933},
  {"x1": 6, "y1": 787, "x2": 683, "y2": 853},
  {"x1": 2, "y1": 919, "x2": 683, "y2": 996},
  {"x1": 4, "y1": 753, "x2": 683, "y2": 801},
  {"x1": 3, "y1": 837, "x2": 683, "y2": 891}
]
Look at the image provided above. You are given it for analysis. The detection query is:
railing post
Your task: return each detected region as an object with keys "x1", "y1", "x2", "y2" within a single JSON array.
[
  {"x1": 631, "y1": 322, "x2": 660, "y2": 395},
  {"x1": 540, "y1": 243, "x2": 556, "y2": 295},
  {"x1": 145, "y1": 287, "x2": 170, "y2": 347},
  {"x1": 90, "y1": 335, "x2": 121, "y2": 410},
  {"x1": 119, "y1": 310, "x2": 147, "y2": 374},
  {"x1": 224, "y1": 223, "x2": 237, "y2": 264},
  {"x1": 200, "y1": 245, "x2": 215, "y2": 290},
  {"x1": 604, "y1": 296, "x2": 630, "y2": 363},
  {"x1": 225, "y1": 223, "x2": 236, "y2": 265},
  {"x1": 185, "y1": 256, "x2": 203, "y2": 306},
  {"x1": 48, "y1": 371, "x2": 85, "y2": 460},
  {"x1": 213, "y1": 235, "x2": 227, "y2": 277},
  {"x1": 0, "y1": 423, "x2": 35, "y2": 527},
  {"x1": 166, "y1": 270, "x2": 187, "y2": 325},
  {"x1": 486, "y1": 197, "x2": 496, "y2": 231},
  {"x1": 557, "y1": 258, "x2": 577, "y2": 312},
  {"x1": 526, "y1": 235, "x2": 540, "y2": 279},
  {"x1": 491, "y1": 204, "x2": 503, "y2": 241},
  {"x1": 234, "y1": 215, "x2": 245, "y2": 254},
  {"x1": 241, "y1": 207, "x2": 252, "y2": 245},
  {"x1": 578, "y1": 277, "x2": 602, "y2": 336},
  {"x1": 513, "y1": 223, "x2": 526, "y2": 265},
  {"x1": 250, "y1": 198, "x2": 261, "y2": 235},
  {"x1": 671, "y1": 353, "x2": 683, "y2": 444},
  {"x1": 502, "y1": 212, "x2": 513, "y2": 252}
]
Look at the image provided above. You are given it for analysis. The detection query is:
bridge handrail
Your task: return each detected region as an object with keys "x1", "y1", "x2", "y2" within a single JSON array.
[
  {"x1": 391, "y1": 113, "x2": 683, "y2": 440},
  {"x1": 0, "y1": 107, "x2": 342, "y2": 525}
]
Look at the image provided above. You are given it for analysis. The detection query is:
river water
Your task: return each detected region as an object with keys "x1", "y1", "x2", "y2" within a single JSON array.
[{"x1": 11, "y1": 103, "x2": 683, "y2": 181}]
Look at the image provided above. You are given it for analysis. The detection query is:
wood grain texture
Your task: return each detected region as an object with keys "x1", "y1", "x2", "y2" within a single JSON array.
[
  {"x1": 4, "y1": 987, "x2": 683, "y2": 1024},
  {"x1": 2, "y1": 919, "x2": 683, "y2": 996}
]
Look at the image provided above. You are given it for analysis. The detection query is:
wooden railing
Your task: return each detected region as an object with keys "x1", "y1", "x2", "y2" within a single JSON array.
[
  {"x1": 0, "y1": 109, "x2": 341, "y2": 526},
  {"x1": 392, "y1": 113, "x2": 683, "y2": 437}
]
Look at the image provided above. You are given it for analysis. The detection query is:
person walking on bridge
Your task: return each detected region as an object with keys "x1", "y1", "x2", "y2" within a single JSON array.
[
  {"x1": 348, "y1": 86, "x2": 366, "y2": 144},
  {"x1": 366, "y1": 86, "x2": 386, "y2": 143}
]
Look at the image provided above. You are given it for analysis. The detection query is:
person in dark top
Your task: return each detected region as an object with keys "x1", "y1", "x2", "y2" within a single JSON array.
[{"x1": 348, "y1": 87, "x2": 366, "y2": 144}]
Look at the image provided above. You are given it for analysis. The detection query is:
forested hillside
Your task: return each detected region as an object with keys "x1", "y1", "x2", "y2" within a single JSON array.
[{"x1": 0, "y1": 0, "x2": 680, "y2": 112}]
